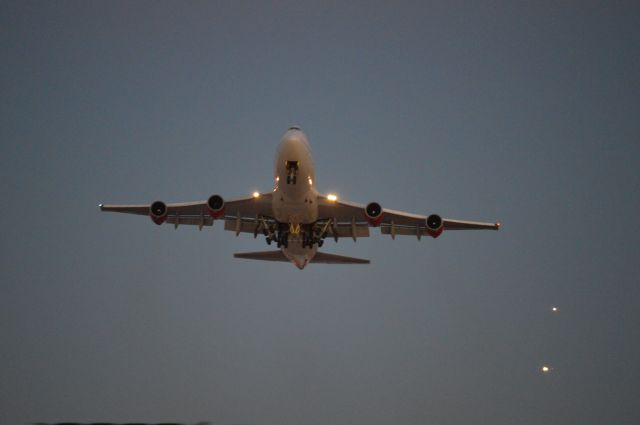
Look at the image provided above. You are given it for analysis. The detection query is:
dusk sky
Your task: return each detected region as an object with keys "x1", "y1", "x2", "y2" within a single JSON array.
[{"x1": 1, "y1": 1, "x2": 639, "y2": 424}]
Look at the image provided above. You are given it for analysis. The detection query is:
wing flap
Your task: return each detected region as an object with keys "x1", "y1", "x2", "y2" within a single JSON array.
[
  {"x1": 166, "y1": 214, "x2": 213, "y2": 227},
  {"x1": 380, "y1": 224, "x2": 425, "y2": 237},
  {"x1": 224, "y1": 217, "x2": 264, "y2": 235},
  {"x1": 328, "y1": 223, "x2": 370, "y2": 239}
]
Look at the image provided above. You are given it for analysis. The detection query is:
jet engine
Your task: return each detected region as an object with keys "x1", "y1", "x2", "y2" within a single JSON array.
[
  {"x1": 149, "y1": 201, "x2": 168, "y2": 225},
  {"x1": 426, "y1": 214, "x2": 444, "y2": 238},
  {"x1": 365, "y1": 202, "x2": 384, "y2": 226},
  {"x1": 207, "y1": 194, "x2": 225, "y2": 219}
]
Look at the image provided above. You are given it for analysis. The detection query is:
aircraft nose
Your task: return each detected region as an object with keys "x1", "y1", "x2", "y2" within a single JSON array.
[
  {"x1": 279, "y1": 134, "x2": 305, "y2": 152},
  {"x1": 280, "y1": 128, "x2": 310, "y2": 151},
  {"x1": 282, "y1": 135, "x2": 300, "y2": 145}
]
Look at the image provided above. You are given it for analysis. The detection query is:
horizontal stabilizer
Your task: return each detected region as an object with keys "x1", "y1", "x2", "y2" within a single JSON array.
[
  {"x1": 234, "y1": 251, "x2": 370, "y2": 264},
  {"x1": 312, "y1": 252, "x2": 370, "y2": 264},
  {"x1": 234, "y1": 250, "x2": 289, "y2": 262}
]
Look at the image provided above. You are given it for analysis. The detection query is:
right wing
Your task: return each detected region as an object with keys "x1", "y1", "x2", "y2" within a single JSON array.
[{"x1": 316, "y1": 194, "x2": 500, "y2": 239}]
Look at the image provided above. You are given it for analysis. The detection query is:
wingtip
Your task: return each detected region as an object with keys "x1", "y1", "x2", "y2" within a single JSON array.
[
  {"x1": 495, "y1": 222, "x2": 501, "y2": 230},
  {"x1": 98, "y1": 203, "x2": 104, "y2": 210}
]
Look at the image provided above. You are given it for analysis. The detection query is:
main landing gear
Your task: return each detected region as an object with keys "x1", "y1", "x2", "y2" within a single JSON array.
[
  {"x1": 263, "y1": 222, "x2": 329, "y2": 249},
  {"x1": 302, "y1": 230, "x2": 325, "y2": 248},
  {"x1": 265, "y1": 233, "x2": 289, "y2": 248},
  {"x1": 264, "y1": 223, "x2": 290, "y2": 248}
]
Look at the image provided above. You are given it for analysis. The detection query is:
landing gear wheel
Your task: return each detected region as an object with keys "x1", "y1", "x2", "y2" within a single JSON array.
[{"x1": 266, "y1": 237, "x2": 272, "y2": 245}]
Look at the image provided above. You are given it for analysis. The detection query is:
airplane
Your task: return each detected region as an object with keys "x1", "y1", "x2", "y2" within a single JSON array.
[{"x1": 100, "y1": 127, "x2": 500, "y2": 269}]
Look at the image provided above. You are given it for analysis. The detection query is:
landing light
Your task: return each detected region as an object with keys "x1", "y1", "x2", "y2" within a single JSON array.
[
  {"x1": 308, "y1": 177, "x2": 313, "y2": 185},
  {"x1": 252, "y1": 191, "x2": 260, "y2": 198},
  {"x1": 327, "y1": 194, "x2": 338, "y2": 202}
]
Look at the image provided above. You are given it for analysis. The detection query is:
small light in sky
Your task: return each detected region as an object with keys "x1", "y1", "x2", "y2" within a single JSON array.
[
  {"x1": 541, "y1": 365, "x2": 551, "y2": 373},
  {"x1": 252, "y1": 191, "x2": 260, "y2": 198},
  {"x1": 327, "y1": 194, "x2": 338, "y2": 202},
  {"x1": 552, "y1": 306, "x2": 559, "y2": 313}
]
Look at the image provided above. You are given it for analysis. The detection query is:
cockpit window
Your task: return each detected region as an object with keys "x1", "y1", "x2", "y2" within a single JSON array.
[{"x1": 288, "y1": 126, "x2": 301, "y2": 131}]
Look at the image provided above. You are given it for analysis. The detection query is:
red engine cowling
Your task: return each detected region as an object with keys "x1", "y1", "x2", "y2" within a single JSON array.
[
  {"x1": 207, "y1": 194, "x2": 225, "y2": 219},
  {"x1": 365, "y1": 202, "x2": 384, "y2": 226},
  {"x1": 426, "y1": 214, "x2": 444, "y2": 238},
  {"x1": 149, "y1": 201, "x2": 168, "y2": 225}
]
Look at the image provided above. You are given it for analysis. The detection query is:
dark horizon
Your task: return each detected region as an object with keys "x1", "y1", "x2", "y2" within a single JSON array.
[{"x1": 2, "y1": 2, "x2": 639, "y2": 424}]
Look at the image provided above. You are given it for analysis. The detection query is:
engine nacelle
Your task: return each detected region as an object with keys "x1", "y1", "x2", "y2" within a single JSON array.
[
  {"x1": 207, "y1": 194, "x2": 225, "y2": 219},
  {"x1": 426, "y1": 214, "x2": 444, "y2": 238},
  {"x1": 149, "y1": 201, "x2": 168, "y2": 225},
  {"x1": 365, "y1": 202, "x2": 384, "y2": 226}
]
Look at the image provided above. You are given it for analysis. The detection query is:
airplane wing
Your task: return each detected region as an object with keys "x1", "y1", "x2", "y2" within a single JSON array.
[
  {"x1": 316, "y1": 194, "x2": 499, "y2": 239},
  {"x1": 100, "y1": 193, "x2": 275, "y2": 231}
]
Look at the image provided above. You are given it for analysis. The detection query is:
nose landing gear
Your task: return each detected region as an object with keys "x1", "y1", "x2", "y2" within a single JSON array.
[{"x1": 285, "y1": 160, "x2": 299, "y2": 185}]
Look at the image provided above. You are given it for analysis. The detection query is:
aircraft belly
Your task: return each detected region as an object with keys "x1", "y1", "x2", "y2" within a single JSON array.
[
  {"x1": 273, "y1": 130, "x2": 317, "y2": 224},
  {"x1": 272, "y1": 194, "x2": 318, "y2": 224}
]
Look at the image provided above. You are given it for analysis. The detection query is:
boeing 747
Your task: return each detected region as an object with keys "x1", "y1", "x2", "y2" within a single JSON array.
[{"x1": 100, "y1": 127, "x2": 500, "y2": 269}]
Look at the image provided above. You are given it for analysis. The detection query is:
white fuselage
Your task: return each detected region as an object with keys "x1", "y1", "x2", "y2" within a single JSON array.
[{"x1": 272, "y1": 128, "x2": 319, "y2": 269}]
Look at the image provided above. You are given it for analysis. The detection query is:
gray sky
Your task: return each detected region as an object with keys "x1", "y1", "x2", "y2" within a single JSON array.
[{"x1": 1, "y1": 1, "x2": 639, "y2": 424}]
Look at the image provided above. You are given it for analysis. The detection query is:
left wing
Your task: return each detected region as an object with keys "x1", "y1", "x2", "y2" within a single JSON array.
[
  {"x1": 100, "y1": 193, "x2": 274, "y2": 231},
  {"x1": 316, "y1": 194, "x2": 499, "y2": 239}
]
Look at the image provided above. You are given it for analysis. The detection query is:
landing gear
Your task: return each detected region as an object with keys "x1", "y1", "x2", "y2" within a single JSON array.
[
  {"x1": 285, "y1": 160, "x2": 299, "y2": 185},
  {"x1": 263, "y1": 221, "x2": 331, "y2": 248},
  {"x1": 302, "y1": 233, "x2": 311, "y2": 249},
  {"x1": 275, "y1": 230, "x2": 289, "y2": 248},
  {"x1": 301, "y1": 226, "x2": 326, "y2": 249}
]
